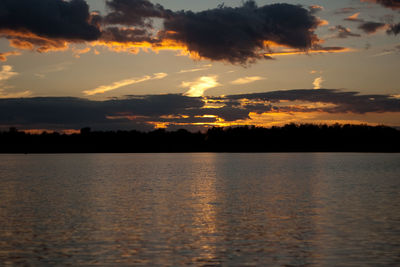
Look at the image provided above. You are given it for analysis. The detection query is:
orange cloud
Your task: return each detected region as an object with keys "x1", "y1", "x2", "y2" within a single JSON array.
[
  {"x1": 345, "y1": 12, "x2": 361, "y2": 21},
  {"x1": 91, "y1": 38, "x2": 207, "y2": 61},
  {"x1": 265, "y1": 47, "x2": 353, "y2": 57},
  {"x1": 72, "y1": 47, "x2": 91, "y2": 58},
  {"x1": 0, "y1": 29, "x2": 69, "y2": 52},
  {"x1": 0, "y1": 51, "x2": 21, "y2": 62}
]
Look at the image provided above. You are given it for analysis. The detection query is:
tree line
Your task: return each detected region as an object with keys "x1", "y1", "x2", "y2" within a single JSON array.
[{"x1": 1, "y1": 124, "x2": 399, "y2": 153}]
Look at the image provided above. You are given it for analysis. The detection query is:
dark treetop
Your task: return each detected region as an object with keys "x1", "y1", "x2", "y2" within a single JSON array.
[{"x1": 1, "y1": 124, "x2": 400, "y2": 153}]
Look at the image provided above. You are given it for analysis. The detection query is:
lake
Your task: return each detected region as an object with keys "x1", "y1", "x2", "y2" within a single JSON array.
[{"x1": 0, "y1": 153, "x2": 399, "y2": 266}]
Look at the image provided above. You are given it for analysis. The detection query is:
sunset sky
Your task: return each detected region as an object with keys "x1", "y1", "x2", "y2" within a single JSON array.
[{"x1": 0, "y1": 0, "x2": 399, "y2": 131}]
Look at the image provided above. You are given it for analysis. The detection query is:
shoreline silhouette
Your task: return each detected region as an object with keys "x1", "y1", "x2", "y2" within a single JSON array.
[{"x1": 1, "y1": 124, "x2": 399, "y2": 153}]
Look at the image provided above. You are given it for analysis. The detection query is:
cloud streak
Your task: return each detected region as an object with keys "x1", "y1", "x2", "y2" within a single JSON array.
[
  {"x1": 178, "y1": 64, "x2": 212, "y2": 74},
  {"x1": 231, "y1": 76, "x2": 265, "y2": 85},
  {"x1": 83, "y1": 72, "x2": 167, "y2": 96}
]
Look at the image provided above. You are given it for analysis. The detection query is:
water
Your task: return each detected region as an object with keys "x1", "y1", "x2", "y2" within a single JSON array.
[{"x1": 0, "y1": 153, "x2": 399, "y2": 266}]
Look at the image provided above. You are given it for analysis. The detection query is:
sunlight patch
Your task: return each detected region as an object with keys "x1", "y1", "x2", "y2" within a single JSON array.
[{"x1": 182, "y1": 76, "x2": 220, "y2": 97}]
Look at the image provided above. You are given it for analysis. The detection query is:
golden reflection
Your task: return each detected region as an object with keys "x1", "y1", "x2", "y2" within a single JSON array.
[{"x1": 187, "y1": 154, "x2": 219, "y2": 264}]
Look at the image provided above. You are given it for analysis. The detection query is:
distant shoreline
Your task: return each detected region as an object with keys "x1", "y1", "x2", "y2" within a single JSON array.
[{"x1": 1, "y1": 124, "x2": 400, "y2": 153}]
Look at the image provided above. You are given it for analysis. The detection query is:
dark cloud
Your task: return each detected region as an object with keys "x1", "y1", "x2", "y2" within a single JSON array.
[
  {"x1": 335, "y1": 7, "x2": 358, "y2": 14},
  {"x1": 387, "y1": 22, "x2": 400, "y2": 34},
  {"x1": 358, "y1": 21, "x2": 387, "y2": 33},
  {"x1": 160, "y1": 1, "x2": 319, "y2": 64},
  {"x1": 100, "y1": 27, "x2": 154, "y2": 43},
  {"x1": 309, "y1": 5, "x2": 324, "y2": 14},
  {"x1": 0, "y1": 0, "x2": 100, "y2": 41},
  {"x1": 105, "y1": 0, "x2": 171, "y2": 27},
  {"x1": 226, "y1": 89, "x2": 400, "y2": 114},
  {"x1": 362, "y1": 0, "x2": 400, "y2": 10},
  {"x1": 1, "y1": 90, "x2": 399, "y2": 131},
  {"x1": 0, "y1": 0, "x2": 325, "y2": 64},
  {"x1": 0, "y1": 95, "x2": 204, "y2": 130},
  {"x1": 311, "y1": 46, "x2": 350, "y2": 52},
  {"x1": 329, "y1": 25, "x2": 361, "y2": 38}
]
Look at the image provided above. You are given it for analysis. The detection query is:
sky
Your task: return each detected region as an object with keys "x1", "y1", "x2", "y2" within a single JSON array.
[{"x1": 0, "y1": 0, "x2": 399, "y2": 132}]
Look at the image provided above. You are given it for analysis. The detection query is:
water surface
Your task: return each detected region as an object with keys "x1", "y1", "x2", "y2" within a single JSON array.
[{"x1": 0, "y1": 153, "x2": 399, "y2": 266}]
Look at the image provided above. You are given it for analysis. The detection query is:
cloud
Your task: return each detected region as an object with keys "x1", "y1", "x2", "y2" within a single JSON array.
[
  {"x1": 0, "y1": 90, "x2": 31, "y2": 99},
  {"x1": 160, "y1": 1, "x2": 320, "y2": 64},
  {"x1": 72, "y1": 47, "x2": 91, "y2": 58},
  {"x1": 104, "y1": 0, "x2": 171, "y2": 27},
  {"x1": 358, "y1": 21, "x2": 387, "y2": 34},
  {"x1": 35, "y1": 61, "x2": 73, "y2": 78},
  {"x1": 83, "y1": 72, "x2": 167, "y2": 96},
  {"x1": 182, "y1": 76, "x2": 220, "y2": 97},
  {"x1": 387, "y1": 23, "x2": 400, "y2": 34},
  {"x1": 341, "y1": 9, "x2": 391, "y2": 35},
  {"x1": 0, "y1": 51, "x2": 21, "y2": 62},
  {"x1": 100, "y1": 27, "x2": 154, "y2": 43},
  {"x1": 0, "y1": 0, "x2": 100, "y2": 51},
  {"x1": 310, "y1": 70, "x2": 322, "y2": 74},
  {"x1": 345, "y1": 13, "x2": 363, "y2": 22},
  {"x1": 0, "y1": 65, "x2": 18, "y2": 81},
  {"x1": 226, "y1": 89, "x2": 400, "y2": 114},
  {"x1": 3, "y1": 31, "x2": 70, "y2": 52},
  {"x1": 178, "y1": 64, "x2": 212, "y2": 74},
  {"x1": 0, "y1": 94, "x2": 204, "y2": 130},
  {"x1": 0, "y1": 0, "x2": 337, "y2": 65},
  {"x1": 329, "y1": 25, "x2": 361, "y2": 38},
  {"x1": 370, "y1": 44, "x2": 400, "y2": 56},
  {"x1": 0, "y1": 65, "x2": 31, "y2": 98},
  {"x1": 335, "y1": 8, "x2": 358, "y2": 14},
  {"x1": 264, "y1": 46, "x2": 352, "y2": 57},
  {"x1": 313, "y1": 77, "x2": 324, "y2": 89},
  {"x1": 0, "y1": 0, "x2": 100, "y2": 40},
  {"x1": 231, "y1": 76, "x2": 266, "y2": 85},
  {"x1": 361, "y1": 0, "x2": 400, "y2": 10},
  {"x1": 309, "y1": 5, "x2": 324, "y2": 14},
  {"x1": 1, "y1": 90, "x2": 400, "y2": 130}
]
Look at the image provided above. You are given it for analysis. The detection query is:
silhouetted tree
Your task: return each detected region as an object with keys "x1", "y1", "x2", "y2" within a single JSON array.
[{"x1": 0, "y1": 124, "x2": 399, "y2": 153}]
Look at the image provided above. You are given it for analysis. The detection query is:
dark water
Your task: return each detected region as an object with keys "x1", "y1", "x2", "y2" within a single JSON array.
[{"x1": 0, "y1": 153, "x2": 399, "y2": 266}]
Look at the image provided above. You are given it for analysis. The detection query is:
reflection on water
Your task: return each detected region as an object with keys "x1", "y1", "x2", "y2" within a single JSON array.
[{"x1": 0, "y1": 153, "x2": 399, "y2": 266}]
